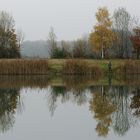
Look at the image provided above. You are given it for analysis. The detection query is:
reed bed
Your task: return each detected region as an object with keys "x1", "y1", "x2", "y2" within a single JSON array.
[
  {"x1": 62, "y1": 59, "x2": 102, "y2": 76},
  {"x1": 0, "y1": 76, "x2": 50, "y2": 88},
  {"x1": 0, "y1": 59, "x2": 49, "y2": 75},
  {"x1": 115, "y1": 60, "x2": 140, "y2": 75}
]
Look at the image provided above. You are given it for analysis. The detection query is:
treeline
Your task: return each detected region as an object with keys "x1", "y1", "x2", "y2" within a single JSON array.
[
  {"x1": 48, "y1": 28, "x2": 98, "y2": 59},
  {"x1": 48, "y1": 7, "x2": 140, "y2": 59},
  {"x1": 0, "y1": 7, "x2": 140, "y2": 59}
]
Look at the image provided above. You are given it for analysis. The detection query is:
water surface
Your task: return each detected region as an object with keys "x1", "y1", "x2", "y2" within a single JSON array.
[{"x1": 0, "y1": 76, "x2": 140, "y2": 140}]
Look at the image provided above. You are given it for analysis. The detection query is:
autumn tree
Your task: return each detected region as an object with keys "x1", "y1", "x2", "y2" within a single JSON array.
[
  {"x1": 130, "y1": 27, "x2": 140, "y2": 59},
  {"x1": 89, "y1": 7, "x2": 116, "y2": 59},
  {"x1": 0, "y1": 11, "x2": 20, "y2": 58}
]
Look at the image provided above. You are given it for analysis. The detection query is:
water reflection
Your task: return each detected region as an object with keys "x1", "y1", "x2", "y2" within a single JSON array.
[
  {"x1": 0, "y1": 75, "x2": 140, "y2": 139},
  {"x1": 48, "y1": 85, "x2": 140, "y2": 137},
  {"x1": 47, "y1": 85, "x2": 88, "y2": 116},
  {"x1": 130, "y1": 88, "x2": 140, "y2": 117},
  {"x1": 89, "y1": 91, "x2": 116, "y2": 137},
  {"x1": 0, "y1": 88, "x2": 21, "y2": 133},
  {"x1": 89, "y1": 86, "x2": 138, "y2": 137}
]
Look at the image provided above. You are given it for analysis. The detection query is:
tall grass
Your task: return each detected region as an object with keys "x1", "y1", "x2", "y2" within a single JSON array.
[
  {"x1": 62, "y1": 59, "x2": 102, "y2": 76},
  {"x1": 0, "y1": 59, "x2": 49, "y2": 75},
  {"x1": 115, "y1": 60, "x2": 140, "y2": 75}
]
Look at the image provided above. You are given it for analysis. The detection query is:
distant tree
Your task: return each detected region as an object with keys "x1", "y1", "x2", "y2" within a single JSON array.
[
  {"x1": 130, "y1": 27, "x2": 140, "y2": 59},
  {"x1": 73, "y1": 39, "x2": 87, "y2": 58},
  {"x1": 60, "y1": 40, "x2": 71, "y2": 58},
  {"x1": 16, "y1": 29, "x2": 25, "y2": 48},
  {"x1": 47, "y1": 27, "x2": 58, "y2": 58},
  {"x1": 0, "y1": 11, "x2": 20, "y2": 58},
  {"x1": 81, "y1": 35, "x2": 95, "y2": 58},
  {"x1": 16, "y1": 29, "x2": 25, "y2": 56},
  {"x1": 89, "y1": 7, "x2": 116, "y2": 59}
]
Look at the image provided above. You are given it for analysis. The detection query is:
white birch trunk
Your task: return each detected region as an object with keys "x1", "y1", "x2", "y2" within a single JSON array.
[{"x1": 101, "y1": 46, "x2": 104, "y2": 59}]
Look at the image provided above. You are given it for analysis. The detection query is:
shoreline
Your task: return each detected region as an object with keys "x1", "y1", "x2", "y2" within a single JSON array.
[{"x1": 0, "y1": 59, "x2": 139, "y2": 75}]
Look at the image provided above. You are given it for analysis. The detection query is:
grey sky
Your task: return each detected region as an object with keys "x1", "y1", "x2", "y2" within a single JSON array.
[{"x1": 0, "y1": 0, "x2": 139, "y2": 41}]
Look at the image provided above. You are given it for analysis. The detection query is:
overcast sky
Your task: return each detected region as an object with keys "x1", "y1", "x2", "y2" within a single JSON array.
[{"x1": 0, "y1": 0, "x2": 139, "y2": 41}]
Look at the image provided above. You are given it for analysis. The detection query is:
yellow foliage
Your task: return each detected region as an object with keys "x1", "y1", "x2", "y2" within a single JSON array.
[
  {"x1": 89, "y1": 92, "x2": 116, "y2": 120},
  {"x1": 96, "y1": 7, "x2": 112, "y2": 27},
  {"x1": 89, "y1": 7, "x2": 117, "y2": 53},
  {"x1": 89, "y1": 92, "x2": 116, "y2": 137}
]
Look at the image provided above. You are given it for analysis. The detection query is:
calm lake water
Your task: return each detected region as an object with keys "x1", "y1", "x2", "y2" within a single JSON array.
[{"x1": 0, "y1": 76, "x2": 140, "y2": 140}]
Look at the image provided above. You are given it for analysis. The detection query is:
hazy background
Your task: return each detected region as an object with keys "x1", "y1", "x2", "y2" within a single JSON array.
[{"x1": 0, "y1": 0, "x2": 139, "y2": 41}]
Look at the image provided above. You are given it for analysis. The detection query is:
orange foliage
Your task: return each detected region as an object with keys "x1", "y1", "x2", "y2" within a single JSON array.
[{"x1": 130, "y1": 27, "x2": 140, "y2": 59}]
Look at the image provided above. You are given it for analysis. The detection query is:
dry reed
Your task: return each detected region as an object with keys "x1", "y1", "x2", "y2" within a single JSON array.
[
  {"x1": 115, "y1": 60, "x2": 140, "y2": 75},
  {"x1": 62, "y1": 59, "x2": 102, "y2": 76},
  {"x1": 0, "y1": 59, "x2": 49, "y2": 75}
]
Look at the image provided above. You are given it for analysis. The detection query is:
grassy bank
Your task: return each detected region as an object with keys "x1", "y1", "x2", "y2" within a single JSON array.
[
  {"x1": 0, "y1": 59, "x2": 140, "y2": 76},
  {"x1": 48, "y1": 59, "x2": 140, "y2": 75}
]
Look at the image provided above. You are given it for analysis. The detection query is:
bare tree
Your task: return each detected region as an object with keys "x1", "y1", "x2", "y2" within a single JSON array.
[
  {"x1": 0, "y1": 11, "x2": 14, "y2": 31},
  {"x1": 16, "y1": 29, "x2": 25, "y2": 56},
  {"x1": 113, "y1": 8, "x2": 134, "y2": 58},
  {"x1": 16, "y1": 29, "x2": 25, "y2": 48},
  {"x1": 47, "y1": 27, "x2": 57, "y2": 58}
]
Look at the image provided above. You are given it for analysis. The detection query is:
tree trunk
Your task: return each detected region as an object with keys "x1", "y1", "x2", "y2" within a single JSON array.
[{"x1": 101, "y1": 46, "x2": 104, "y2": 59}]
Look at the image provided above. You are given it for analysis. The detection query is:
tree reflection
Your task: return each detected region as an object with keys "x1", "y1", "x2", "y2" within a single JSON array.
[
  {"x1": 47, "y1": 86, "x2": 67, "y2": 116},
  {"x1": 0, "y1": 88, "x2": 21, "y2": 133},
  {"x1": 47, "y1": 83, "x2": 140, "y2": 137},
  {"x1": 47, "y1": 85, "x2": 88, "y2": 116},
  {"x1": 130, "y1": 88, "x2": 140, "y2": 117},
  {"x1": 63, "y1": 75, "x2": 95, "y2": 93},
  {"x1": 89, "y1": 89, "x2": 116, "y2": 137},
  {"x1": 110, "y1": 86, "x2": 136, "y2": 136},
  {"x1": 89, "y1": 86, "x2": 140, "y2": 137}
]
